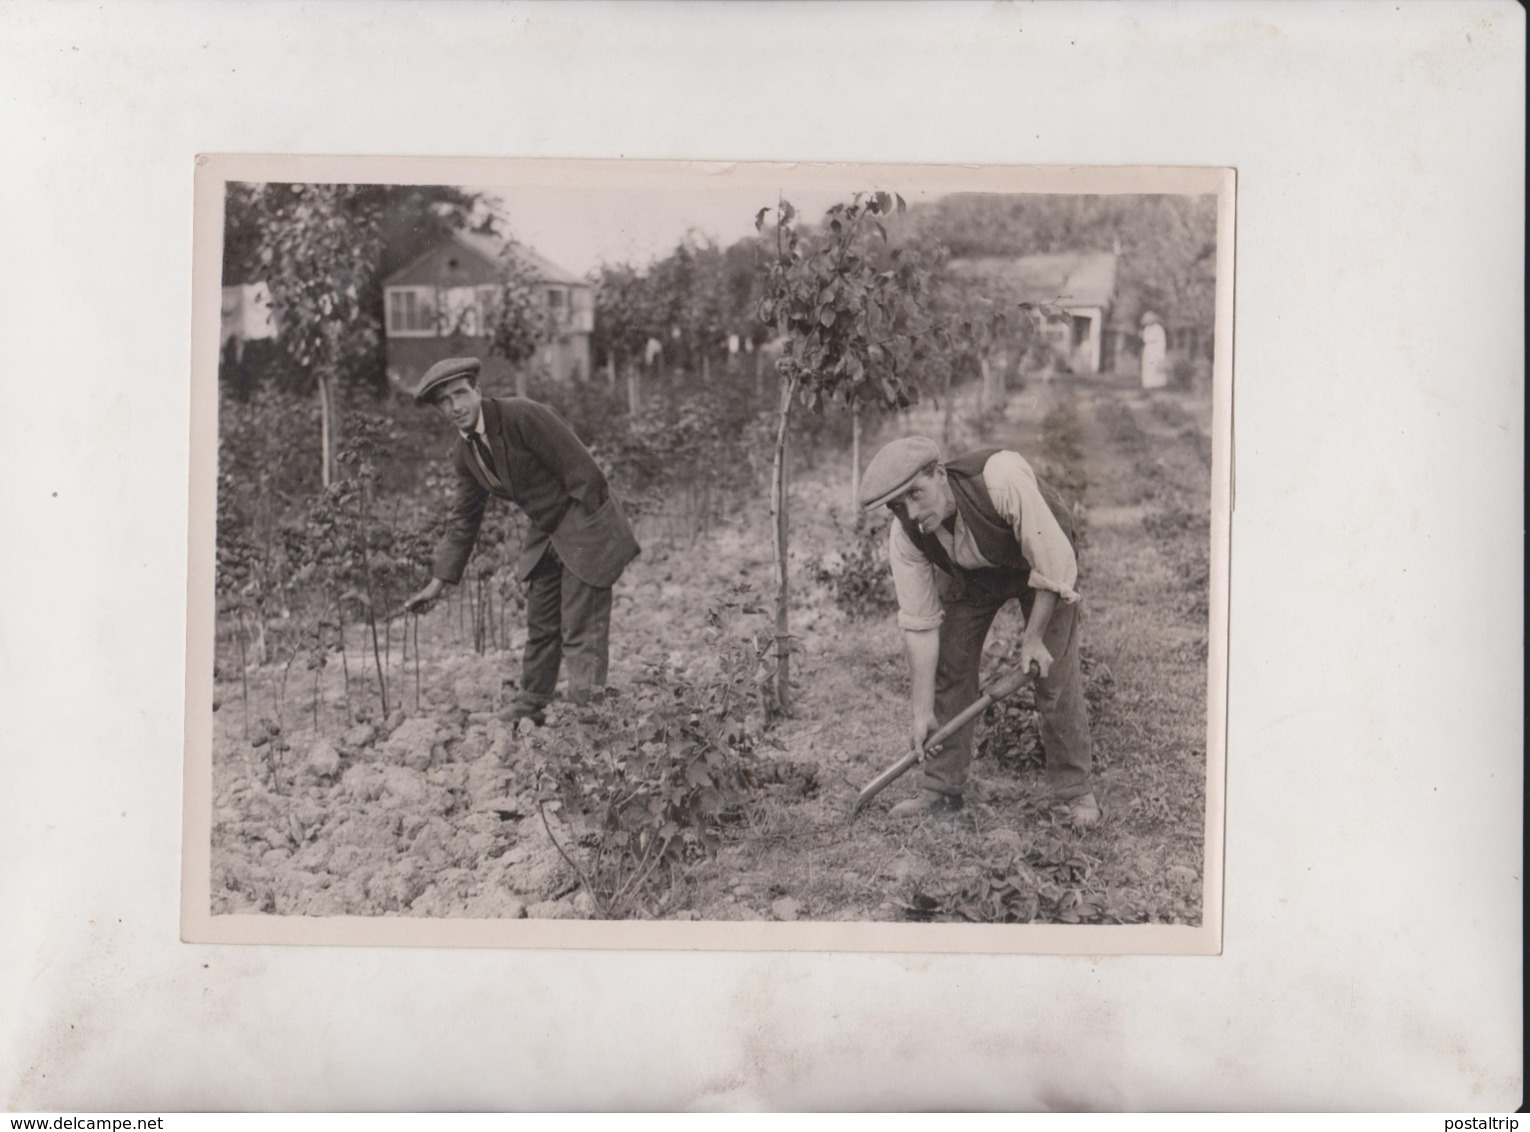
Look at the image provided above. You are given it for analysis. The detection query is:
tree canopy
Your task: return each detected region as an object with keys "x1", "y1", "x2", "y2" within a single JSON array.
[{"x1": 914, "y1": 193, "x2": 1218, "y2": 328}]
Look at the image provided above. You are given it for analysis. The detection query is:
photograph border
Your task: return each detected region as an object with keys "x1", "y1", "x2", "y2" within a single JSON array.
[{"x1": 182, "y1": 153, "x2": 1234, "y2": 955}]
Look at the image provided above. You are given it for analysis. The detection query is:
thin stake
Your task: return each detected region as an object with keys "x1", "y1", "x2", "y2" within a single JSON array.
[
  {"x1": 236, "y1": 614, "x2": 249, "y2": 741},
  {"x1": 412, "y1": 612, "x2": 421, "y2": 712}
]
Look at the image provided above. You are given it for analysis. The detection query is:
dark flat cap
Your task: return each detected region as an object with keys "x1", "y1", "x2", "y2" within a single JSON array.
[
  {"x1": 859, "y1": 435, "x2": 942, "y2": 509},
  {"x1": 412, "y1": 356, "x2": 482, "y2": 405}
]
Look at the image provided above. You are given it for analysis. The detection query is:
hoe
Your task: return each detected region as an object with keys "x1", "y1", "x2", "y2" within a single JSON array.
[{"x1": 850, "y1": 662, "x2": 1039, "y2": 822}]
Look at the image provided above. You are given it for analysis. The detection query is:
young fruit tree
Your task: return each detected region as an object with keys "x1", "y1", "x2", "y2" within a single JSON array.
[
  {"x1": 484, "y1": 240, "x2": 552, "y2": 399},
  {"x1": 226, "y1": 183, "x2": 386, "y2": 488},
  {"x1": 592, "y1": 262, "x2": 662, "y2": 416},
  {"x1": 755, "y1": 192, "x2": 951, "y2": 712}
]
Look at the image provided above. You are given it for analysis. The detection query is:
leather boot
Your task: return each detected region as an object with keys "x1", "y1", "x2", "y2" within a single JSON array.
[
  {"x1": 1067, "y1": 792, "x2": 1101, "y2": 827},
  {"x1": 888, "y1": 790, "x2": 964, "y2": 819}
]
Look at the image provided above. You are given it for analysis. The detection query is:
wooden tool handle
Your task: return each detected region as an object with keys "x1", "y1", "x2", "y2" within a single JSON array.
[{"x1": 849, "y1": 663, "x2": 1039, "y2": 819}]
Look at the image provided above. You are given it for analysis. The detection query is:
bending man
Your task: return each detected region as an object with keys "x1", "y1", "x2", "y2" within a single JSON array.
[
  {"x1": 403, "y1": 357, "x2": 640, "y2": 723},
  {"x1": 860, "y1": 435, "x2": 1099, "y2": 825}
]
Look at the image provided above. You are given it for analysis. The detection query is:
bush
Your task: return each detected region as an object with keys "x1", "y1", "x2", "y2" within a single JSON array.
[
  {"x1": 811, "y1": 515, "x2": 898, "y2": 619},
  {"x1": 532, "y1": 587, "x2": 778, "y2": 918}
]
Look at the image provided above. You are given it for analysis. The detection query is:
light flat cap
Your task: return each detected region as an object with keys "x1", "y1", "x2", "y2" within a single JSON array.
[
  {"x1": 412, "y1": 356, "x2": 482, "y2": 405},
  {"x1": 859, "y1": 435, "x2": 942, "y2": 510}
]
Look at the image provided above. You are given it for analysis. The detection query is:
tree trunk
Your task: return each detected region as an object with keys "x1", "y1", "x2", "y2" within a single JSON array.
[
  {"x1": 605, "y1": 354, "x2": 617, "y2": 389},
  {"x1": 754, "y1": 349, "x2": 764, "y2": 398},
  {"x1": 979, "y1": 355, "x2": 995, "y2": 414},
  {"x1": 626, "y1": 362, "x2": 641, "y2": 417},
  {"x1": 515, "y1": 364, "x2": 529, "y2": 399},
  {"x1": 769, "y1": 370, "x2": 800, "y2": 713},
  {"x1": 850, "y1": 402, "x2": 863, "y2": 510},
  {"x1": 317, "y1": 373, "x2": 334, "y2": 488}
]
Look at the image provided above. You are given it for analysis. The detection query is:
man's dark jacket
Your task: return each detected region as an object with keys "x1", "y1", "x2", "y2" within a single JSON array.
[{"x1": 431, "y1": 397, "x2": 640, "y2": 589}]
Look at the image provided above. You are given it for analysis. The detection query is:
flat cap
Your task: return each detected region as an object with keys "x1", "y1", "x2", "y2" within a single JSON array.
[
  {"x1": 412, "y1": 356, "x2": 482, "y2": 405},
  {"x1": 859, "y1": 436, "x2": 942, "y2": 510}
]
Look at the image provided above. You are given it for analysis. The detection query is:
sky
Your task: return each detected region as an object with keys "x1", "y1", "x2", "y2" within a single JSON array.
[
  {"x1": 469, "y1": 171, "x2": 937, "y2": 278},
  {"x1": 475, "y1": 183, "x2": 853, "y2": 278}
]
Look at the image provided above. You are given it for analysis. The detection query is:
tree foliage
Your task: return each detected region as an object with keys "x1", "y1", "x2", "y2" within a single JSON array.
[
  {"x1": 591, "y1": 233, "x2": 770, "y2": 380},
  {"x1": 758, "y1": 191, "x2": 948, "y2": 414},
  {"x1": 591, "y1": 261, "x2": 662, "y2": 372},
  {"x1": 916, "y1": 193, "x2": 1218, "y2": 328},
  {"x1": 223, "y1": 183, "x2": 486, "y2": 398},
  {"x1": 224, "y1": 183, "x2": 385, "y2": 397},
  {"x1": 484, "y1": 240, "x2": 551, "y2": 371}
]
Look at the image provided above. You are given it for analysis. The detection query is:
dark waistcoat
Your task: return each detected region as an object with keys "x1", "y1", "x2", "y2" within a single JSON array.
[{"x1": 895, "y1": 448, "x2": 1076, "y2": 586}]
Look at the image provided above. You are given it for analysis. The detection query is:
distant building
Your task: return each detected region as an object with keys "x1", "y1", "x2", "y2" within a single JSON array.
[
  {"x1": 947, "y1": 251, "x2": 1118, "y2": 375},
  {"x1": 381, "y1": 231, "x2": 594, "y2": 390},
  {"x1": 220, "y1": 281, "x2": 277, "y2": 363}
]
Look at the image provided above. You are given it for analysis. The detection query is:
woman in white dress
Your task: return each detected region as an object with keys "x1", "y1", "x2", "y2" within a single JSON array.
[{"x1": 1140, "y1": 311, "x2": 1168, "y2": 389}]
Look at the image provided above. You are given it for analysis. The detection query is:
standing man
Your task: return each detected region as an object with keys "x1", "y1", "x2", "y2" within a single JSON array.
[
  {"x1": 402, "y1": 357, "x2": 640, "y2": 723},
  {"x1": 859, "y1": 436, "x2": 1099, "y2": 825},
  {"x1": 1140, "y1": 311, "x2": 1168, "y2": 390}
]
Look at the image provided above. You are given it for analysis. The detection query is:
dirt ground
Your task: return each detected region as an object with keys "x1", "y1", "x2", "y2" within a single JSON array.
[{"x1": 210, "y1": 376, "x2": 1213, "y2": 925}]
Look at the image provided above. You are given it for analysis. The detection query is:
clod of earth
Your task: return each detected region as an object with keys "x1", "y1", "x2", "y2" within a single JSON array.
[
  {"x1": 380, "y1": 717, "x2": 444, "y2": 770},
  {"x1": 305, "y1": 739, "x2": 341, "y2": 779},
  {"x1": 340, "y1": 723, "x2": 376, "y2": 750},
  {"x1": 771, "y1": 896, "x2": 801, "y2": 922}
]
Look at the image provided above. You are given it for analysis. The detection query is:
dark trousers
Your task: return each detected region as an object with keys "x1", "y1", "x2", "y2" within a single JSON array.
[
  {"x1": 921, "y1": 569, "x2": 1094, "y2": 800},
  {"x1": 517, "y1": 547, "x2": 614, "y2": 709}
]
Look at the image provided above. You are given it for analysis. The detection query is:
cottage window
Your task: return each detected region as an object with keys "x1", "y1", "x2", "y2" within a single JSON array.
[
  {"x1": 386, "y1": 287, "x2": 438, "y2": 337},
  {"x1": 547, "y1": 289, "x2": 564, "y2": 308}
]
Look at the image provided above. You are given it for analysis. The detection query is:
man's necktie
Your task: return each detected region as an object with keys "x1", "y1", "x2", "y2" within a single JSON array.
[{"x1": 466, "y1": 432, "x2": 501, "y2": 488}]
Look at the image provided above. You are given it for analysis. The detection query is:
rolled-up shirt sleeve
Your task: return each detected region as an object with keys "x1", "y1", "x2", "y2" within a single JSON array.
[
  {"x1": 982, "y1": 451, "x2": 1080, "y2": 603},
  {"x1": 887, "y1": 520, "x2": 945, "y2": 631}
]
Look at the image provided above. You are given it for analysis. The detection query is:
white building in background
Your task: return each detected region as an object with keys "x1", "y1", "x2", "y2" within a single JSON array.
[
  {"x1": 220, "y1": 281, "x2": 277, "y2": 363},
  {"x1": 946, "y1": 251, "x2": 1119, "y2": 375}
]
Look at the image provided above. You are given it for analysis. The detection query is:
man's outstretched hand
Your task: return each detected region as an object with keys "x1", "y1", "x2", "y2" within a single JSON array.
[{"x1": 403, "y1": 577, "x2": 448, "y2": 615}]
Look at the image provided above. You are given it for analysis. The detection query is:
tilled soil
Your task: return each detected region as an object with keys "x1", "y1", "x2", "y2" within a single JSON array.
[{"x1": 210, "y1": 378, "x2": 1213, "y2": 925}]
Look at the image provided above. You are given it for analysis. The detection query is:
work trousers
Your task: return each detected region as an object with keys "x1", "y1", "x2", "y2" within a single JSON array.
[
  {"x1": 516, "y1": 546, "x2": 613, "y2": 711},
  {"x1": 920, "y1": 568, "x2": 1094, "y2": 800}
]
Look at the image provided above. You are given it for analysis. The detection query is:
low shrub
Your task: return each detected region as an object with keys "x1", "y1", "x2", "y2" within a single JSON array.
[
  {"x1": 811, "y1": 515, "x2": 898, "y2": 619},
  {"x1": 532, "y1": 586, "x2": 779, "y2": 918}
]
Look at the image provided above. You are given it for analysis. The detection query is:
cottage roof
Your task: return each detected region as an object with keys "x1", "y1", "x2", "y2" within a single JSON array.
[
  {"x1": 383, "y1": 230, "x2": 587, "y2": 288},
  {"x1": 947, "y1": 251, "x2": 1118, "y2": 310}
]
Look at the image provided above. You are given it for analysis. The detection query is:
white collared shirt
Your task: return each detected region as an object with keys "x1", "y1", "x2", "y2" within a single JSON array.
[{"x1": 887, "y1": 450, "x2": 1080, "y2": 632}]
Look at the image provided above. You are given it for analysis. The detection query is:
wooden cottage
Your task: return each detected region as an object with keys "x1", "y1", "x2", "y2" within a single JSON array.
[{"x1": 381, "y1": 231, "x2": 594, "y2": 390}]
